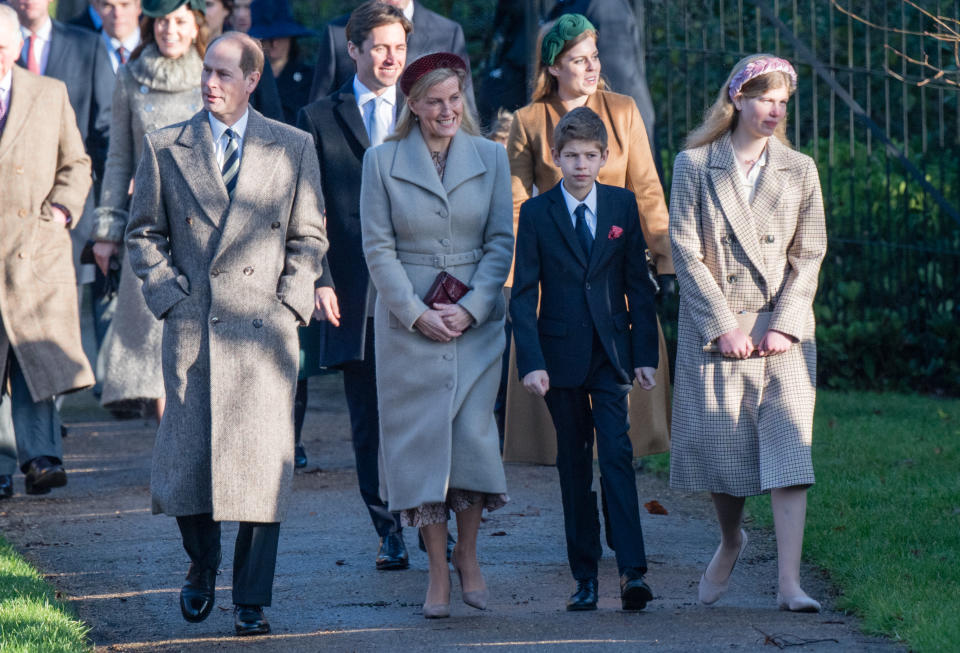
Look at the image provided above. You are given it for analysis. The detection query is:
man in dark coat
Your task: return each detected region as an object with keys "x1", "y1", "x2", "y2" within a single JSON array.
[
  {"x1": 296, "y1": 0, "x2": 411, "y2": 572},
  {"x1": 546, "y1": 0, "x2": 659, "y2": 177},
  {"x1": 249, "y1": 0, "x2": 315, "y2": 126},
  {"x1": 308, "y1": 0, "x2": 474, "y2": 112}
]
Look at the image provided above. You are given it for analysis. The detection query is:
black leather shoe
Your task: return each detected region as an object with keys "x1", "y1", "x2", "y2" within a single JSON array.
[
  {"x1": 620, "y1": 570, "x2": 653, "y2": 611},
  {"x1": 0, "y1": 475, "x2": 12, "y2": 499},
  {"x1": 180, "y1": 565, "x2": 217, "y2": 623},
  {"x1": 234, "y1": 604, "x2": 270, "y2": 636},
  {"x1": 417, "y1": 531, "x2": 456, "y2": 562},
  {"x1": 566, "y1": 578, "x2": 598, "y2": 611},
  {"x1": 23, "y1": 457, "x2": 67, "y2": 495},
  {"x1": 294, "y1": 444, "x2": 308, "y2": 469},
  {"x1": 376, "y1": 532, "x2": 410, "y2": 570}
]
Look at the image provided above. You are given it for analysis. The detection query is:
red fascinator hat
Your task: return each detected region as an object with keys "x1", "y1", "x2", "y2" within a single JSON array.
[{"x1": 399, "y1": 52, "x2": 467, "y2": 97}]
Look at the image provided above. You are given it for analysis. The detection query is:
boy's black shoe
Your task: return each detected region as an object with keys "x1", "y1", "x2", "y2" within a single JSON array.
[
  {"x1": 620, "y1": 570, "x2": 653, "y2": 611},
  {"x1": 566, "y1": 578, "x2": 598, "y2": 611}
]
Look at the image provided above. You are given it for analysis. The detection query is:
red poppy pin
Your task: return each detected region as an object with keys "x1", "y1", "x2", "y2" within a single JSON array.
[{"x1": 608, "y1": 225, "x2": 624, "y2": 240}]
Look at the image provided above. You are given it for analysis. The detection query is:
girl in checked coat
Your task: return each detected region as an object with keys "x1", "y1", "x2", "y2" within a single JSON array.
[
  {"x1": 669, "y1": 54, "x2": 827, "y2": 612},
  {"x1": 361, "y1": 54, "x2": 512, "y2": 618}
]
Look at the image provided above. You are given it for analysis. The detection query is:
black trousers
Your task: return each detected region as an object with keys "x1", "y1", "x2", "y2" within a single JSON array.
[
  {"x1": 176, "y1": 514, "x2": 280, "y2": 606},
  {"x1": 340, "y1": 319, "x2": 401, "y2": 538},
  {"x1": 544, "y1": 336, "x2": 648, "y2": 581}
]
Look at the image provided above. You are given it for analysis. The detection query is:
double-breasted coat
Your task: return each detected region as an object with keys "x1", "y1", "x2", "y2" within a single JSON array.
[
  {"x1": 0, "y1": 67, "x2": 94, "y2": 401},
  {"x1": 668, "y1": 133, "x2": 826, "y2": 496},
  {"x1": 503, "y1": 89, "x2": 672, "y2": 465},
  {"x1": 360, "y1": 127, "x2": 513, "y2": 512},
  {"x1": 125, "y1": 109, "x2": 328, "y2": 522}
]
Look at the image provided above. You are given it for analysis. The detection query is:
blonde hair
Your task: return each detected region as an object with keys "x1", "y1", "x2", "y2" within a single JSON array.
[
  {"x1": 531, "y1": 27, "x2": 605, "y2": 102},
  {"x1": 390, "y1": 67, "x2": 480, "y2": 141},
  {"x1": 684, "y1": 53, "x2": 796, "y2": 150}
]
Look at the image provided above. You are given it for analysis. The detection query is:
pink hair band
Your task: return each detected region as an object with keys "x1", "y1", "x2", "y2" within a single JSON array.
[{"x1": 728, "y1": 57, "x2": 798, "y2": 101}]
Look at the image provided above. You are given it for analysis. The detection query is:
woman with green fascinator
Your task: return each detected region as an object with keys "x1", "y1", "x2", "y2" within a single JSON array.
[
  {"x1": 503, "y1": 14, "x2": 673, "y2": 469},
  {"x1": 91, "y1": 0, "x2": 208, "y2": 422}
]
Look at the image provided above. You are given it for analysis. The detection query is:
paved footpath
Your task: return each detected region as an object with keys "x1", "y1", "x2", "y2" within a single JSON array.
[{"x1": 0, "y1": 375, "x2": 898, "y2": 652}]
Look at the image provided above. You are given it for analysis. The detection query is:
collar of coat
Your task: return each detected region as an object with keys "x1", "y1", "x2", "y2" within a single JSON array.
[
  {"x1": 0, "y1": 67, "x2": 47, "y2": 163},
  {"x1": 169, "y1": 108, "x2": 285, "y2": 255},
  {"x1": 706, "y1": 131, "x2": 792, "y2": 285},
  {"x1": 387, "y1": 125, "x2": 486, "y2": 201}
]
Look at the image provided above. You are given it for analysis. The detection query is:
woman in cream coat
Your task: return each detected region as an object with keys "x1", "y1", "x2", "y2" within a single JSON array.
[
  {"x1": 669, "y1": 54, "x2": 827, "y2": 612},
  {"x1": 91, "y1": 0, "x2": 206, "y2": 417},
  {"x1": 360, "y1": 54, "x2": 512, "y2": 618},
  {"x1": 504, "y1": 14, "x2": 672, "y2": 465}
]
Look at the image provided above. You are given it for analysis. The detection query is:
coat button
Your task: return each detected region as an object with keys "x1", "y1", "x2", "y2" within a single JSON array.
[
  {"x1": 441, "y1": 238, "x2": 450, "y2": 247},
  {"x1": 445, "y1": 380, "x2": 454, "y2": 389},
  {"x1": 585, "y1": 282, "x2": 591, "y2": 290},
  {"x1": 271, "y1": 221, "x2": 281, "y2": 229},
  {"x1": 765, "y1": 234, "x2": 775, "y2": 243},
  {"x1": 727, "y1": 274, "x2": 737, "y2": 284},
  {"x1": 18, "y1": 209, "x2": 26, "y2": 217},
  {"x1": 211, "y1": 270, "x2": 219, "y2": 277},
  {"x1": 17, "y1": 252, "x2": 25, "y2": 259},
  {"x1": 186, "y1": 217, "x2": 193, "y2": 225},
  {"x1": 15, "y1": 166, "x2": 23, "y2": 175},
  {"x1": 243, "y1": 266, "x2": 254, "y2": 276},
  {"x1": 211, "y1": 317, "x2": 220, "y2": 324},
  {"x1": 443, "y1": 352, "x2": 453, "y2": 361},
  {"x1": 252, "y1": 318, "x2": 263, "y2": 328},
  {"x1": 438, "y1": 208, "x2": 448, "y2": 219}
]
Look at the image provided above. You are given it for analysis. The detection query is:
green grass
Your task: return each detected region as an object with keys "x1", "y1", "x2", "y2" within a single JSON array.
[
  {"x1": 0, "y1": 538, "x2": 90, "y2": 653},
  {"x1": 644, "y1": 389, "x2": 960, "y2": 652}
]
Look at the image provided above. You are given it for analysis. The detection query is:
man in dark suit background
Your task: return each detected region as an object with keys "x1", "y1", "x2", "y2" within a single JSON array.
[
  {"x1": 297, "y1": 0, "x2": 412, "y2": 572},
  {"x1": 67, "y1": 0, "x2": 99, "y2": 31},
  {"x1": 307, "y1": 0, "x2": 473, "y2": 112},
  {"x1": 12, "y1": 0, "x2": 114, "y2": 268},
  {"x1": 70, "y1": 0, "x2": 142, "y2": 73}
]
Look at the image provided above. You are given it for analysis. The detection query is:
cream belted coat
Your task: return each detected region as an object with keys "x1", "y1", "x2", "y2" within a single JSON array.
[
  {"x1": 668, "y1": 133, "x2": 826, "y2": 496},
  {"x1": 125, "y1": 109, "x2": 328, "y2": 522},
  {"x1": 360, "y1": 127, "x2": 513, "y2": 512}
]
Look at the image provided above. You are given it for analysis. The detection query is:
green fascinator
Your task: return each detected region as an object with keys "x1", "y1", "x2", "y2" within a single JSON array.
[
  {"x1": 541, "y1": 13, "x2": 596, "y2": 66},
  {"x1": 142, "y1": 0, "x2": 205, "y2": 18}
]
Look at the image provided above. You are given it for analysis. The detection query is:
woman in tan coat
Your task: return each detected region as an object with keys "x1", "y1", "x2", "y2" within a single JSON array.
[
  {"x1": 503, "y1": 13, "x2": 671, "y2": 464},
  {"x1": 360, "y1": 54, "x2": 512, "y2": 619},
  {"x1": 669, "y1": 55, "x2": 826, "y2": 612}
]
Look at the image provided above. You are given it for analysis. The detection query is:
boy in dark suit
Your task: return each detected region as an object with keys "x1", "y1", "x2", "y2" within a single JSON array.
[{"x1": 510, "y1": 107, "x2": 659, "y2": 612}]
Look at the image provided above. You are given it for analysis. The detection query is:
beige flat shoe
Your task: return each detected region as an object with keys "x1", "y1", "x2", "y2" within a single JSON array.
[{"x1": 698, "y1": 529, "x2": 748, "y2": 605}]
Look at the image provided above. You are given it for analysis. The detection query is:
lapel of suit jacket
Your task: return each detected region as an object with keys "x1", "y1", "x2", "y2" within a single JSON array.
[
  {"x1": 215, "y1": 109, "x2": 283, "y2": 257},
  {"x1": 587, "y1": 183, "x2": 615, "y2": 275},
  {"x1": 169, "y1": 111, "x2": 230, "y2": 229},
  {"x1": 547, "y1": 184, "x2": 589, "y2": 269},
  {"x1": 334, "y1": 81, "x2": 370, "y2": 151},
  {"x1": 389, "y1": 125, "x2": 447, "y2": 201},
  {"x1": 707, "y1": 132, "x2": 768, "y2": 281},
  {"x1": 751, "y1": 137, "x2": 788, "y2": 234},
  {"x1": 41, "y1": 21, "x2": 68, "y2": 80},
  {"x1": 0, "y1": 68, "x2": 40, "y2": 162},
  {"x1": 441, "y1": 130, "x2": 485, "y2": 195}
]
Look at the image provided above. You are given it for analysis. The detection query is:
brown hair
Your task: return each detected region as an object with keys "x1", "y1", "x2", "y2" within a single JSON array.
[
  {"x1": 346, "y1": 1, "x2": 412, "y2": 50},
  {"x1": 132, "y1": 10, "x2": 208, "y2": 61},
  {"x1": 553, "y1": 106, "x2": 607, "y2": 153},
  {"x1": 208, "y1": 31, "x2": 265, "y2": 77},
  {"x1": 389, "y1": 67, "x2": 479, "y2": 141},
  {"x1": 531, "y1": 26, "x2": 605, "y2": 102},
  {"x1": 684, "y1": 53, "x2": 796, "y2": 150}
]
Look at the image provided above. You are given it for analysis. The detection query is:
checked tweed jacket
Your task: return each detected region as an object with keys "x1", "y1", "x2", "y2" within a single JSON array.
[{"x1": 668, "y1": 132, "x2": 827, "y2": 496}]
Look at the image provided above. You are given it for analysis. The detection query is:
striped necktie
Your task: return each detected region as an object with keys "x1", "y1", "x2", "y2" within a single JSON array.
[{"x1": 221, "y1": 128, "x2": 240, "y2": 198}]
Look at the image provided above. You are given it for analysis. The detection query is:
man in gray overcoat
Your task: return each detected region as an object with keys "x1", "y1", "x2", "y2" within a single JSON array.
[{"x1": 125, "y1": 29, "x2": 327, "y2": 637}]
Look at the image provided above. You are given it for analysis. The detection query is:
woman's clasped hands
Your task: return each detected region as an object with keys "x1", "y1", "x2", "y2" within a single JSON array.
[
  {"x1": 717, "y1": 328, "x2": 794, "y2": 359},
  {"x1": 414, "y1": 303, "x2": 472, "y2": 342}
]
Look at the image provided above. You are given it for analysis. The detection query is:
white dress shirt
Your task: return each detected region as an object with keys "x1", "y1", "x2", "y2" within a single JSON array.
[
  {"x1": 0, "y1": 70, "x2": 12, "y2": 117},
  {"x1": 102, "y1": 28, "x2": 141, "y2": 72},
  {"x1": 733, "y1": 142, "x2": 767, "y2": 205},
  {"x1": 353, "y1": 75, "x2": 396, "y2": 147},
  {"x1": 403, "y1": 1, "x2": 415, "y2": 21},
  {"x1": 560, "y1": 180, "x2": 598, "y2": 238},
  {"x1": 208, "y1": 108, "x2": 250, "y2": 168},
  {"x1": 21, "y1": 18, "x2": 53, "y2": 75}
]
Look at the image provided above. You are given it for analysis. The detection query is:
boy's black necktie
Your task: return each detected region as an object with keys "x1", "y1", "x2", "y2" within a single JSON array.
[{"x1": 574, "y1": 203, "x2": 593, "y2": 258}]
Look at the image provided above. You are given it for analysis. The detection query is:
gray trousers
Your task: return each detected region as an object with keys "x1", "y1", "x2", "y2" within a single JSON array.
[{"x1": 0, "y1": 351, "x2": 63, "y2": 475}]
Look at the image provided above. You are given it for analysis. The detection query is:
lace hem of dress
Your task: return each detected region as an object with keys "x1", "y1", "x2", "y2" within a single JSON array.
[{"x1": 400, "y1": 489, "x2": 509, "y2": 528}]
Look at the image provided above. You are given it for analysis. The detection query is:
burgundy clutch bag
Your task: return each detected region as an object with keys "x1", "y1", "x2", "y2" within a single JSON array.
[{"x1": 423, "y1": 271, "x2": 469, "y2": 306}]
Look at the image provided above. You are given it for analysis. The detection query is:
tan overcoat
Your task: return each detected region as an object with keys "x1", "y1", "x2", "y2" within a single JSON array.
[
  {"x1": 0, "y1": 67, "x2": 94, "y2": 401},
  {"x1": 360, "y1": 127, "x2": 512, "y2": 512},
  {"x1": 125, "y1": 109, "x2": 328, "y2": 522},
  {"x1": 502, "y1": 89, "x2": 671, "y2": 464},
  {"x1": 668, "y1": 133, "x2": 826, "y2": 496}
]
